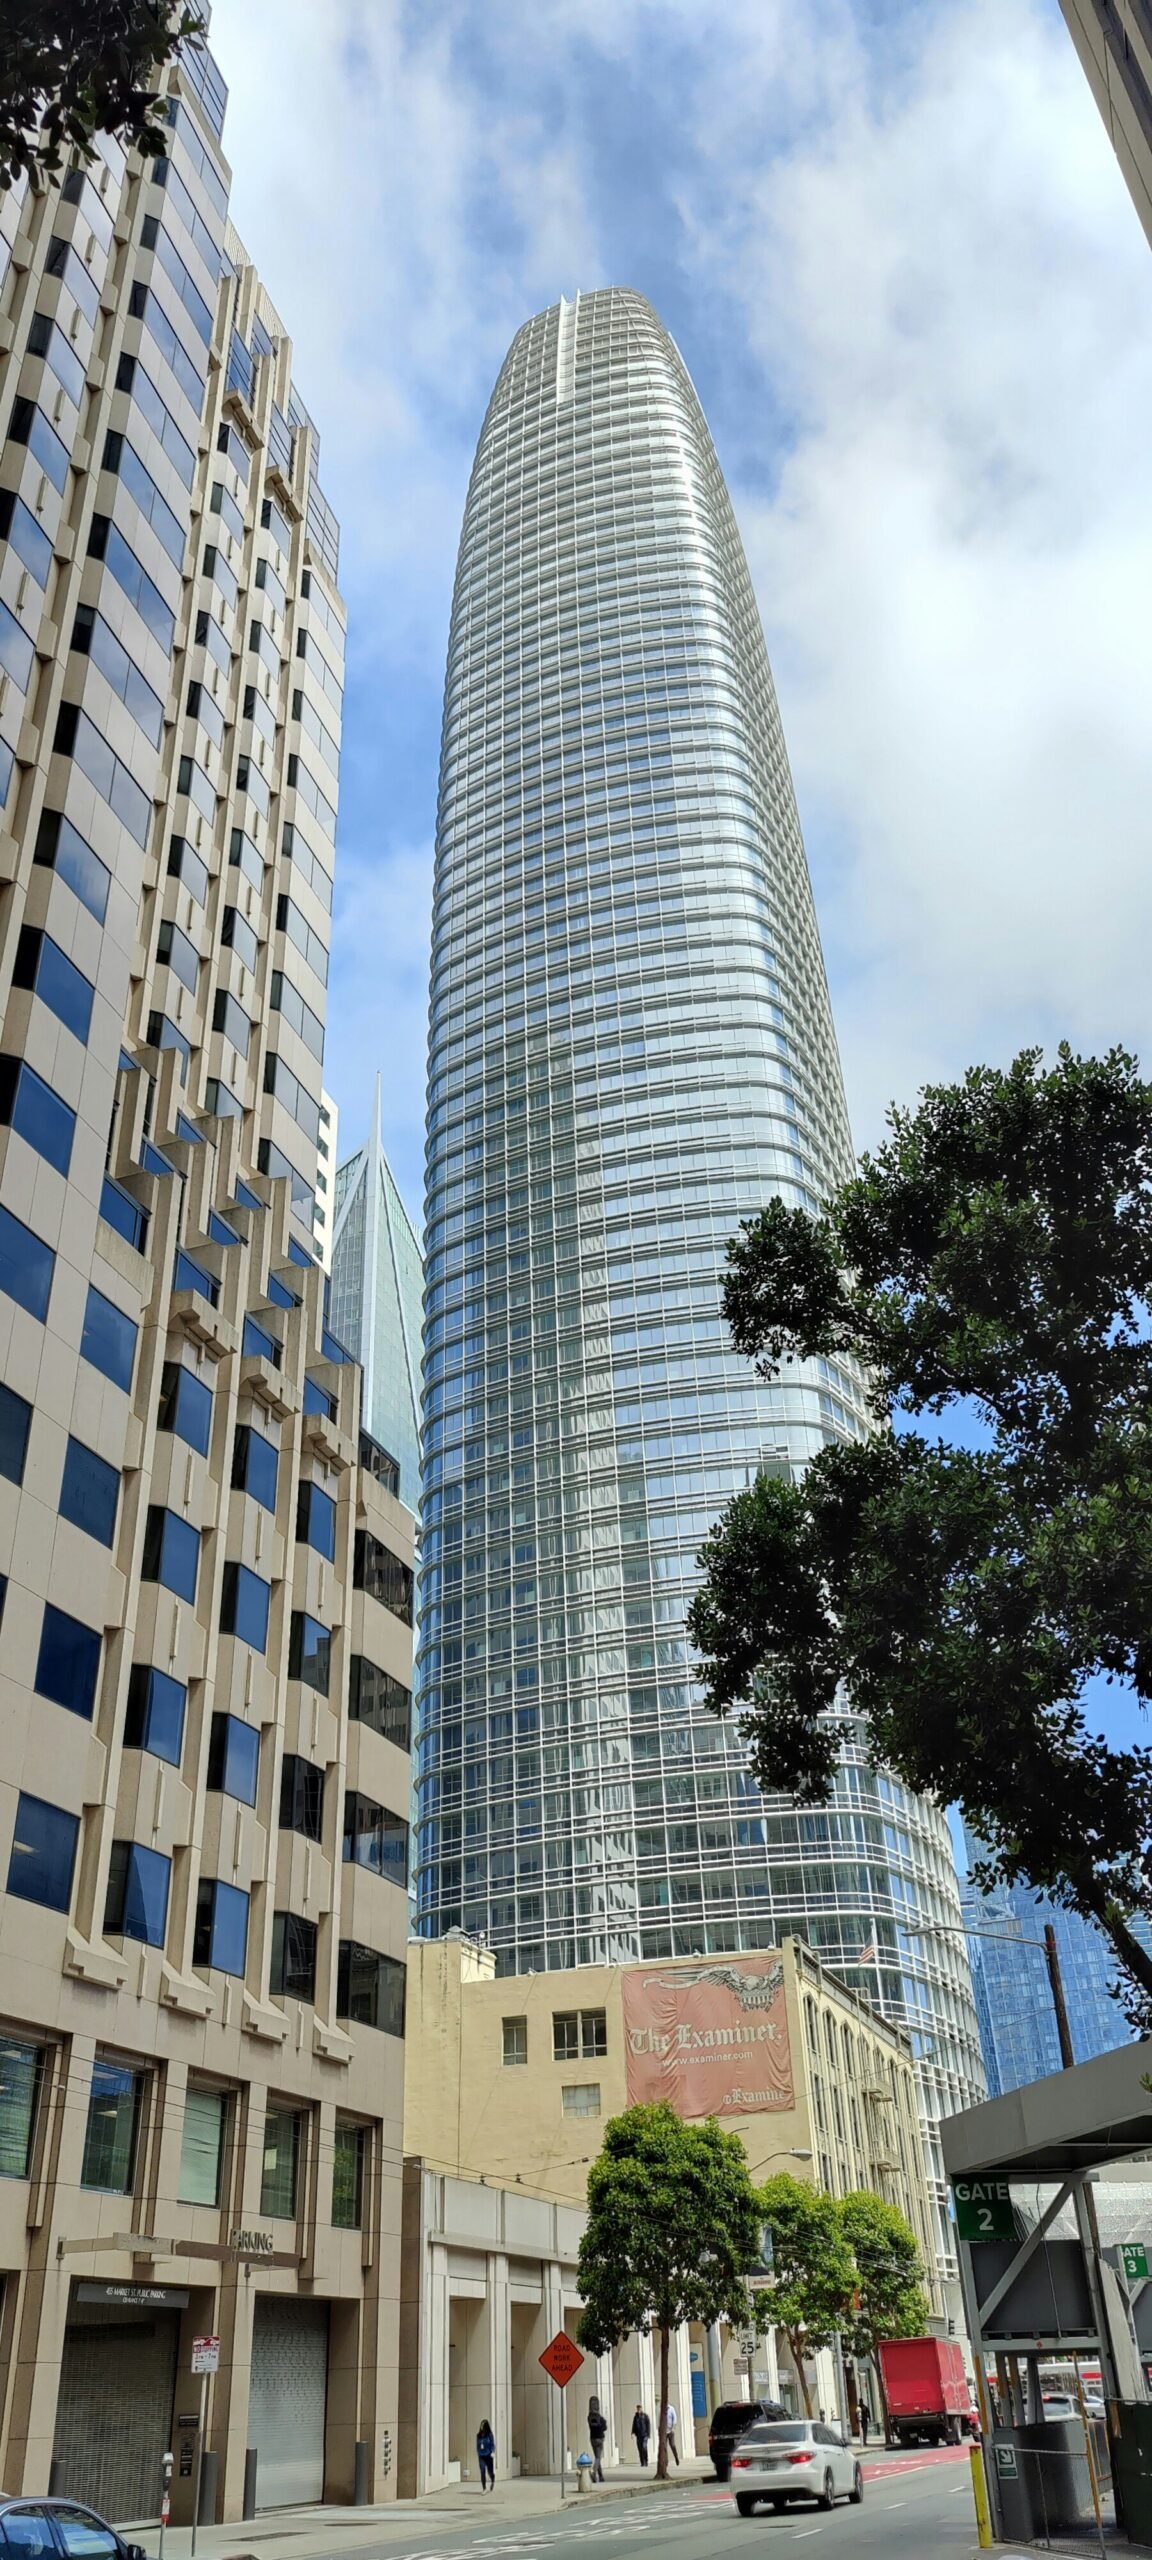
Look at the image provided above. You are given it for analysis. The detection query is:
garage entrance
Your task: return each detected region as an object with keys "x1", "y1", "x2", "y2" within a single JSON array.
[
  {"x1": 52, "y1": 2298, "x2": 180, "y2": 2521},
  {"x1": 248, "y1": 2297, "x2": 329, "y2": 2507}
]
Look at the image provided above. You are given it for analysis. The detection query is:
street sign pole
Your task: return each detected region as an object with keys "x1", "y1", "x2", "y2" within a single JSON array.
[
  {"x1": 189, "y1": 2336, "x2": 220, "y2": 2556},
  {"x1": 539, "y1": 2330, "x2": 585, "y2": 2503}
]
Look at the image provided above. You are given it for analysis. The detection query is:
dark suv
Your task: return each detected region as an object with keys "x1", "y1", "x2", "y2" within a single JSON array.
[{"x1": 709, "y1": 2397, "x2": 787, "y2": 2481}]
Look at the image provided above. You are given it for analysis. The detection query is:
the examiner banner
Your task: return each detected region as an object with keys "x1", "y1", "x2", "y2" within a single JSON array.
[{"x1": 622, "y1": 1955, "x2": 793, "y2": 2117}]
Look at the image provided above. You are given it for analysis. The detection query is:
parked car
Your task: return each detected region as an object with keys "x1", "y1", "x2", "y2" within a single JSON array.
[
  {"x1": 709, "y1": 2396, "x2": 787, "y2": 2481},
  {"x1": 1041, "y1": 2393, "x2": 1079, "y2": 2421},
  {"x1": 0, "y1": 2499, "x2": 147, "y2": 2560},
  {"x1": 729, "y1": 2416, "x2": 865, "y2": 2515}
]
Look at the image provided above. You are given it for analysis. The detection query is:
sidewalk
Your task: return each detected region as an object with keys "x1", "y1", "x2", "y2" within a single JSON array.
[{"x1": 129, "y1": 2457, "x2": 716, "y2": 2557}]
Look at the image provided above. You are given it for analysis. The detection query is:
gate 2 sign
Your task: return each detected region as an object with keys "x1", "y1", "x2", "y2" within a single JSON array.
[{"x1": 952, "y1": 2178, "x2": 1014, "y2": 2242}]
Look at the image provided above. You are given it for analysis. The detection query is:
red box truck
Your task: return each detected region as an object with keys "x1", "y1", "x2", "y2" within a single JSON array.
[{"x1": 876, "y1": 2338, "x2": 973, "y2": 2445}]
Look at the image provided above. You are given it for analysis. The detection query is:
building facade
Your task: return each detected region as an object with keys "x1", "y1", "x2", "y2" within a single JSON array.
[
  {"x1": 312, "y1": 1089, "x2": 338, "y2": 1267},
  {"x1": 0, "y1": 26, "x2": 412, "y2": 2525},
  {"x1": 415, "y1": 286, "x2": 983, "y2": 2303},
  {"x1": 329, "y1": 1080, "x2": 422, "y2": 1510},
  {"x1": 1059, "y1": 0, "x2": 1152, "y2": 252},
  {"x1": 401, "y1": 1933, "x2": 938, "y2": 2485},
  {"x1": 960, "y1": 1829, "x2": 1146, "y2": 2097}
]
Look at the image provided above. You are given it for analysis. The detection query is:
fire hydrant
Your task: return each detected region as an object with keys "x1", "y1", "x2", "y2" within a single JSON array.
[{"x1": 576, "y1": 2453, "x2": 594, "y2": 2494}]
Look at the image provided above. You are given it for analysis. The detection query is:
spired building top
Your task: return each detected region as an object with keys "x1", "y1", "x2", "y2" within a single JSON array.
[{"x1": 415, "y1": 289, "x2": 983, "y2": 2297}]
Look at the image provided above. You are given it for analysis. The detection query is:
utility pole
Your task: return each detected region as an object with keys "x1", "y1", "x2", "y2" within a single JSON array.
[{"x1": 1043, "y1": 1924, "x2": 1075, "y2": 2069}]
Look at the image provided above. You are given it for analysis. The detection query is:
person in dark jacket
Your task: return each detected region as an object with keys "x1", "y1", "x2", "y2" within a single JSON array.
[
  {"x1": 859, "y1": 2400, "x2": 872, "y2": 2446},
  {"x1": 588, "y1": 2395, "x2": 608, "y2": 2482},
  {"x1": 476, "y1": 2418, "x2": 496, "y2": 2489},
  {"x1": 631, "y1": 2405, "x2": 652, "y2": 2466}
]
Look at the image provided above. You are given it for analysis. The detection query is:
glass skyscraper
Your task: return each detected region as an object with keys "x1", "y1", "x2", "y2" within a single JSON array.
[
  {"x1": 416, "y1": 288, "x2": 983, "y2": 2289},
  {"x1": 330, "y1": 1077, "x2": 423, "y2": 1508},
  {"x1": 960, "y1": 1826, "x2": 1148, "y2": 2097}
]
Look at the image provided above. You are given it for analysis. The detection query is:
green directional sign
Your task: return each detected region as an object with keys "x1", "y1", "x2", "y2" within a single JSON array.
[
  {"x1": 1121, "y1": 2242, "x2": 1149, "y2": 2282},
  {"x1": 995, "y1": 2444, "x2": 1019, "y2": 2481},
  {"x1": 952, "y1": 2177, "x2": 1015, "y2": 2242}
]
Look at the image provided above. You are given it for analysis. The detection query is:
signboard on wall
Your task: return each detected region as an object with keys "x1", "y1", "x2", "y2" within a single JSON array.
[{"x1": 622, "y1": 1955, "x2": 793, "y2": 2117}]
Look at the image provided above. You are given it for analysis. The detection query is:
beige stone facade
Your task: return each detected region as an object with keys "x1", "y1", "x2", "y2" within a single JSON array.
[
  {"x1": 0, "y1": 34, "x2": 410, "y2": 2528},
  {"x1": 1060, "y1": 0, "x2": 1152, "y2": 250}
]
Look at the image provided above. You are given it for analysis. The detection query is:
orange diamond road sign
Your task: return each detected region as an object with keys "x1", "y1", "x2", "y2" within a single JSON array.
[{"x1": 539, "y1": 2331, "x2": 585, "y2": 2388}]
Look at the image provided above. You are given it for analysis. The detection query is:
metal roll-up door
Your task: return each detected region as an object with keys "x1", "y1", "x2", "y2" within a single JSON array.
[
  {"x1": 248, "y1": 2297, "x2": 329, "y2": 2506},
  {"x1": 53, "y1": 2306, "x2": 180, "y2": 2521}
]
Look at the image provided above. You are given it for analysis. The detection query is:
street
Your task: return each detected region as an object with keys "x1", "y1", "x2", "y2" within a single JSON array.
[{"x1": 312, "y1": 2453, "x2": 979, "y2": 2560}]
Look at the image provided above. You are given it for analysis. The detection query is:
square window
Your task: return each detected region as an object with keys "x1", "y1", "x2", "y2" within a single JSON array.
[
  {"x1": 561, "y1": 2083, "x2": 601, "y2": 2118},
  {"x1": 232, "y1": 1421, "x2": 278, "y2": 1509},
  {"x1": 0, "y1": 1377, "x2": 32, "y2": 1485},
  {"x1": 124, "y1": 1664, "x2": 185, "y2": 1764},
  {"x1": 502, "y1": 2016, "x2": 528, "y2": 2066},
  {"x1": 0, "y1": 1199, "x2": 54, "y2": 1321},
  {"x1": 59, "y1": 1435, "x2": 119, "y2": 1547},
  {"x1": 193, "y1": 1877, "x2": 249, "y2": 1976},
  {"x1": 157, "y1": 1360, "x2": 213, "y2": 1455},
  {"x1": 332, "y1": 2120, "x2": 364, "y2": 2229},
  {"x1": 141, "y1": 1505, "x2": 199, "y2": 1604},
  {"x1": 80, "y1": 1284, "x2": 137, "y2": 1390},
  {"x1": 207, "y1": 1711, "x2": 259, "y2": 1804},
  {"x1": 36, "y1": 1603, "x2": 100, "y2": 1718},
  {"x1": 80, "y1": 2059, "x2": 141, "y2": 2191},
  {"x1": 270, "y1": 1910, "x2": 317, "y2": 2001},
  {"x1": 260, "y1": 2103, "x2": 301, "y2": 2218},
  {"x1": 336, "y1": 1941, "x2": 406, "y2": 2036},
  {"x1": 104, "y1": 1840, "x2": 170, "y2": 1945},
  {"x1": 178, "y1": 2084, "x2": 228, "y2": 2205},
  {"x1": 219, "y1": 1560, "x2": 270, "y2": 1651},
  {"x1": 0, "y1": 2033, "x2": 45, "y2": 2178},
  {"x1": 7, "y1": 1792, "x2": 78, "y2": 1911}
]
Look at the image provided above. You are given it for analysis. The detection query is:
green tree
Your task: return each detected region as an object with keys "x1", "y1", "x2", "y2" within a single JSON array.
[
  {"x1": 688, "y1": 1045, "x2": 1152, "y2": 2025},
  {"x1": 0, "y1": 2, "x2": 205, "y2": 190},
  {"x1": 757, "y1": 2173, "x2": 856, "y2": 2416},
  {"x1": 576, "y1": 2103, "x2": 763, "y2": 2479},
  {"x1": 837, "y1": 2191, "x2": 929, "y2": 2441}
]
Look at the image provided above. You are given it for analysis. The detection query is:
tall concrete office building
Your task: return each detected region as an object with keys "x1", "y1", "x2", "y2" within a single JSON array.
[
  {"x1": 0, "y1": 21, "x2": 413, "y2": 2523},
  {"x1": 416, "y1": 288, "x2": 983, "y2": 2299},
  {"x1": 1059, "y1": 0, "x2": 1152, "y2": 250}
]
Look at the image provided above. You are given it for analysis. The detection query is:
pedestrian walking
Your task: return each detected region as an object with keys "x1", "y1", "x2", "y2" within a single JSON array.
[
  {"x1": 662, "y1": 2402, "x2": 680, "y2": 2465},
  {"x1": 476, "y1": 2417, "x2": 496, "y2": 2490},
  {"x1": 631, "y1": 2404, "x2": 652, "y2": 2466},
  {"x1": 859, "y1": 2401, "x2": 872, "y2": 2446},
  {"x1": 588, "y1": 2394, "x2": 608, "y2": 2482}
]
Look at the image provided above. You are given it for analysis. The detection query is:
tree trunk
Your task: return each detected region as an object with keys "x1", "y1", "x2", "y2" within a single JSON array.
[
  {"x1": 790, "y1": 2330, "x2": 813, "y2": 2417},
  {"x1": 657, "y1": 2322, "x2": 670, "y2": 2480}
]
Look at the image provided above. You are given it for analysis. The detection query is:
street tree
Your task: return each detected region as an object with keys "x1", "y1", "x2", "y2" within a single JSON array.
[
  {"x1": 576, "y1": 2102, "x2": 763, "y2": 2478},
  {"x1": 757, "y1": 2173, "x2": 856, "y2": 2416},
  {"x1": 0, "y1": 2, "x2": 205, "y2": 190},
  {"x1": 688, "y1": 1045, "x2": 1152, "y2": 2026},
  {"x1": 837, "y1": 2191, "x2": 929, "y2": 2438}
]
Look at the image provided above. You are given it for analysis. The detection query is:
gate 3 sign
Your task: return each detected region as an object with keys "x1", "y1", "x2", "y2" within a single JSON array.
[{"x1": 952, "y1": 2178, "x2": 1014, "y2": 2242}]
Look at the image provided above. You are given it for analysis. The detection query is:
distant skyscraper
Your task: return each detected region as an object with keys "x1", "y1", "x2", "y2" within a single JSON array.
[
  {"x1": 330, "y1": 1079, "x2": 422, "y2": 1506},
  {"x1": 960, "y1": 1828, "x2": 1147, "y2": 2096},
  {"x1": 313, "y1": 1087, "x2": 339, "y2": 1265},
  {"x1": 416, "y1": 287, "x2": 983, "y2": 2300}
]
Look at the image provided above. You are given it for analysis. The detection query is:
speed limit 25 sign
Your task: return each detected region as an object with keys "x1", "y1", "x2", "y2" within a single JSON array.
[{"x1": 952, "y1": 2178, "x2": 1014, "y2": 2242}]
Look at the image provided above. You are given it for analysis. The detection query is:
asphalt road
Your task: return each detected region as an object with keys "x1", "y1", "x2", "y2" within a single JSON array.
[{"x1": 347, "y1": 2453, "x2": 979, "y2": 2560}]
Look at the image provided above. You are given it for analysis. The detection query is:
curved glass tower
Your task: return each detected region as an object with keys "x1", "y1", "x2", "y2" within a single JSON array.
[{"x1": 417, "y1": 289, "x2": 983, "y2": 2282}]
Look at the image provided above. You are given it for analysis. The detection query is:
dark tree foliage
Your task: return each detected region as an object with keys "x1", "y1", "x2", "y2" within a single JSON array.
[
  {"x1": 688, "y1": 1045, "x2": 1152, "y2": 2025},
  {"x1": 0, "y1": 1, "x2": 204, "y2": 189}
]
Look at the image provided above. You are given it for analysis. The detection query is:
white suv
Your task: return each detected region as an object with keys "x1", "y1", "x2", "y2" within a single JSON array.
[{"x1": 730, "y1": 2417, "x2": 865, "y2": 2515}]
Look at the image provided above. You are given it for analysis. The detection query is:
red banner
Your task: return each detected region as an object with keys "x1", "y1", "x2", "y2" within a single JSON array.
[{"x1": 622, "y1": 1955, "x2": 793, "y2": 2117}]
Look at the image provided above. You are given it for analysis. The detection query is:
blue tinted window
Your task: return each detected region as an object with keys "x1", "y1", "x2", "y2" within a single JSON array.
[
  {"x1": 193, "y1": 1877, "x2": 249, "y2": 1975},
  {"x1": 231, "y1": 1423, "x2": 277, "y2": 1510},
  {"x1": 0, "y1": 1378, "x2": 31, "y2": 1485},
  {"x1": 242, "y1": 1313, "x2": 281, "y2": 1367},
  {"x1": 99, "y1": 1175, "x2": 148, "y2": 1254},
  {"x1": 207, "y1": 1710, "x2": 259, "y2": 1803},
  {"x1": 157, "y1": 1360, "x2": 212, "y2": 1455},
  {"x1": 13, "y1": 927, "x2": 94, "y2": 1043},
  {"x1": 0, "y1": 596, "x2": 35, "y2": 690},
  {"x1": 87, "y1": 514, "x2": 176, "y2": 653},
  {"x1": 296, "y1": 1480, "x2": 336, "y2": 1562},
  {"x1": 219, "y1": 1562, "x2": 270, "y2": 1653},
  {"x1": 289, "y1": 1611, "x2": 330, "y2": 1697},
  {"x1": 104, "y1": 429, "x2": 185, "y2": 564},
  {"x1": 80, "y1": 1285, "x2": 137, "y2": 1391},
  {"x1": 36, "y1": 1603, "x2": 100, "y2": 1717},
  {"x1": 8, "y1": 394, "x2": 69, "y2": 492},
  {"x1": 173, "y1": 1247, "x2": 218, "y2": 1305},
  {"x1": 124, "y1": 1663, "x2": 185, "y2": 1765},
  {"x1": 60, "y1": 1437, "x2": 119, "y2": 1547},
  {"x1": 34, "y1": 811, "x2": 110, "y2": 922},
  {"x1": 27, "y1": 309, "x2": 84, "y2": 404},
  {"x1": 0, "y1": 1057, "x2": 75, "y2": 1174},
  {"x1": 0, "y1": 1201, "x2": 54, "y2": 1321},
  {"x1": 7, "y1": 1793, "x2": 78, "y2": 1912},
  {"x1": 0, "y1": 738, "x2": 13, "y2": 808},
  {"x1": 53, "y1": 704, "x2": 150, "y2": 847},
  {"x1": 71, "y1": 602, "x2": 163, "y2": 744},
  {"x1": 105, "y1": 1840, "x2": 170, "y2": 1945},
  {"x1": 302, "y1": 1375, "x2": 337, "y2": 1421},
  {"x1": 0, "y1": 490, "x2": 51, "y2": 586},
  {"x1": 141, "y1": 1506, "x2": 199, "y2": 1604}
]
